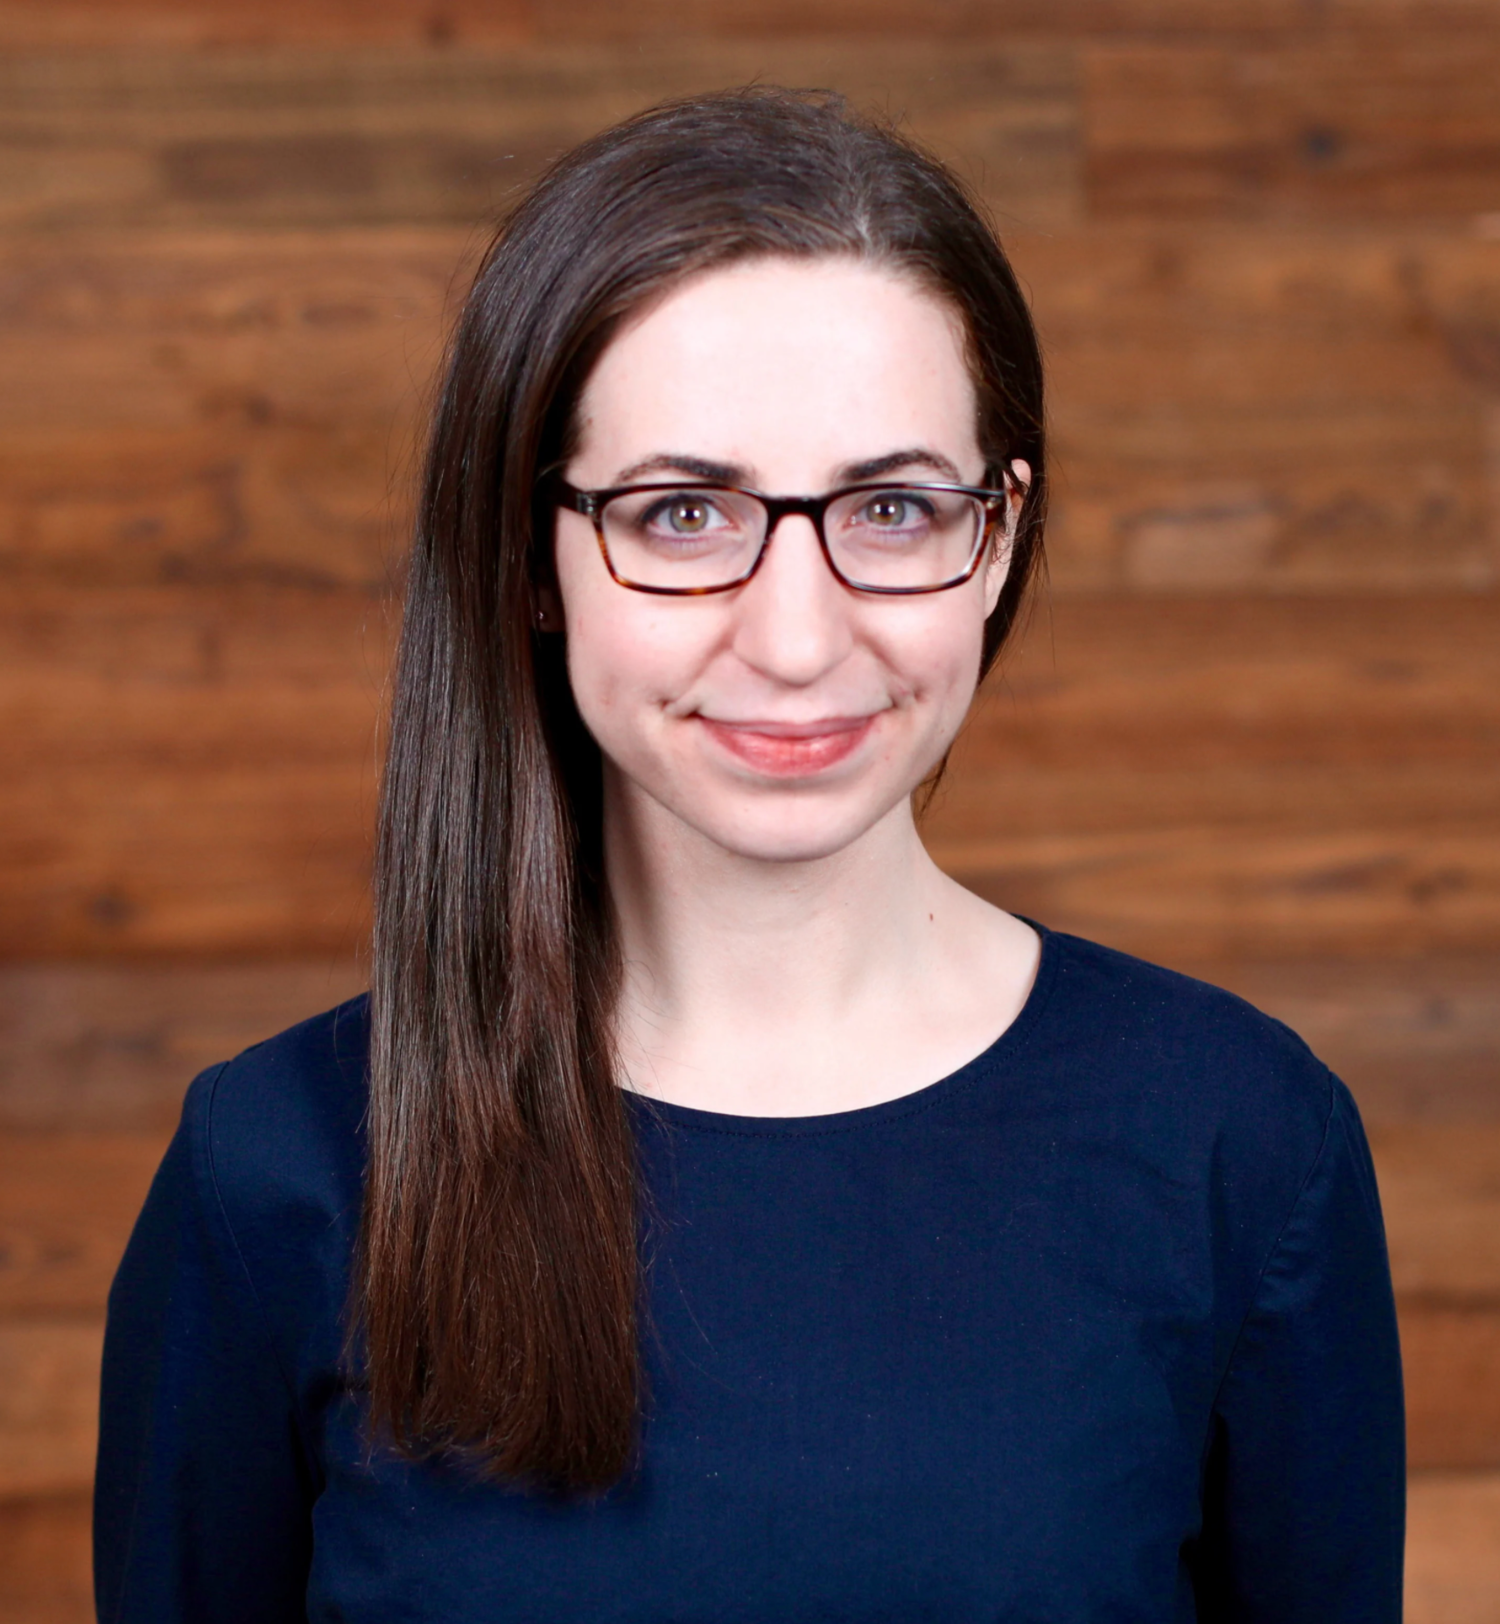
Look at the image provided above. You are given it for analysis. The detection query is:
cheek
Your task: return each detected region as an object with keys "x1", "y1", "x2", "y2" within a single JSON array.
[
  {"x1": 881, "y1": 596, "x2": 989, "y2": 710},
  {"x1": 561, "y1": 595, "x2": 709, "y2": 749}
]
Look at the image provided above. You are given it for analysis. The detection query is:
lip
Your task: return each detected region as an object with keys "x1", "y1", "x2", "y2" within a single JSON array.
[{"x1": 696, "y1": 713, "x2": 879, "y2": 777}]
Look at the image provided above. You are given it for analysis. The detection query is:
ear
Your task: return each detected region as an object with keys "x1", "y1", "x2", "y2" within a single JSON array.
[
  {"x1": 535, "y1": 581, "x2": 565, "y2": 634},
  {"x1": 982, "y1": 459, "x2": 1031, "y2": 617}
]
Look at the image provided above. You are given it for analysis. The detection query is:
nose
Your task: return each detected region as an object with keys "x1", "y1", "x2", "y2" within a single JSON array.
[{"x1": 730, "y1": 513, "x2": 855, "y2": 687}]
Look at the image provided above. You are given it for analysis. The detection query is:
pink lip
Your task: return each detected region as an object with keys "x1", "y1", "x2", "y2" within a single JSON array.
[{"x1": 697, "y1": 714, "x2": 878, "y2": 777}]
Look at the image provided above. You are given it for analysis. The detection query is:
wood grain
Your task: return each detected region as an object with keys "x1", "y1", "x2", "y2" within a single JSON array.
[
  {"x1": 0, "y1": 1494, "x2": 92, "y2": 1624},
  {"x1": 3, "y1": 0, "x2": 1499, "y2": 48},
  {"x1": 5, "y1": 226, "x2": 1496, "y2": 594},
  {"x1": 1372, "y1": 1124, "x2": 1500, "y2": 1295},
  {"x1": 0, "y1": 1134, "x2": 171, "y2": 1312},
  {"x1": 0, "y1": 963, "x2": 364, "y2": 1130},
  {"x1": 1202, "y1": 958, "x2": 1500, "y2": 1123},
  {"x1": 3, "y1": 590, "x2": 1496, "y2": 957},
  {"x1": 1407, "y1": 1472, "x2": 1500, "y2": 1624},
  {"x1": 1085, "y1": 38, "x2": 1500, "y2": 221},
  {"x1": 0, "y1": 1321, "x2": 100, "y2": 1498},
  {"x1": 1403, "y1": 1303, "x2": 1500, "y2": 1469},
  {"x1": 0, "y1": 42, "x2": 1079, "y2": 234}
]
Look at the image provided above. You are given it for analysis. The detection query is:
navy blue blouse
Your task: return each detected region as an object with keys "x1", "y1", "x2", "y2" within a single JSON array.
[{"x1": 96, "y1": 928, "x2": 1404, "y2": 1622}]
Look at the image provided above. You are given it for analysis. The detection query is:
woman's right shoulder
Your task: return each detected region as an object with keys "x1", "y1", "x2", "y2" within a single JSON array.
[{"x1": 177, "y1": 993, "x2": 371, "y2": 1250}]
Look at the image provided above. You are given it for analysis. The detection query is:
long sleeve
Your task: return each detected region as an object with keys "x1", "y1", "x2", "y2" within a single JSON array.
[
  {"x1": 1195, "y1": 1077, "x2": 1405, "y2": 1621},
  {"x1": 94, "y1": 1064, "x2": 317, "y2": 1624}
]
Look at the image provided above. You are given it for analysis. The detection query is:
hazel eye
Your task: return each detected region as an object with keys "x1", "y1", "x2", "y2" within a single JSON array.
[
  {"x1": 865, "y1": 494, "x2": 912, "y2": 527},
  {"x1": 665, "y1": 498, "x2": 712, "y2": 533}
]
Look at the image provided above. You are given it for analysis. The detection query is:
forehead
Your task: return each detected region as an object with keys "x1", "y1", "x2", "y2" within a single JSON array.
[{"x1": 573, "y1": 257, "x2": 981, "y2": 481}]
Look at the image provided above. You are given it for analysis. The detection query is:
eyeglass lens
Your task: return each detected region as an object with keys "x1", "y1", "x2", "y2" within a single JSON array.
[{"x1": 598, "y1": 486, "x2": 987, "y2": 591}]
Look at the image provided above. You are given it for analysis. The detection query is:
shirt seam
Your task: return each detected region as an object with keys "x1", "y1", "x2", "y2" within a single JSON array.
[
  {"x1": 1198, "y1": 1061, "x2": 1340, "y2": 1475},
  {"x1": 98, "y1": 1062, "x2": 230, "y2": 1624},
  {"x1": 196, "y1": 1057, "x2": 322, "y2": 1488}
]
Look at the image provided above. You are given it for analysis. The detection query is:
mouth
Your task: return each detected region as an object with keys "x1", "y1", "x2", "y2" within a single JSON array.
[{"x1": 696, "y1": 713, "x2": 879, "y2": 777}]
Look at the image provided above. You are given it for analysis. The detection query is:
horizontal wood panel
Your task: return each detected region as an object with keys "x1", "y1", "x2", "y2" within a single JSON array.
[
  {"x1": 948, "y1": 824, "x2": 1500, "y2": 960},
  {"x1": 1085, "y1": 39, "x2": 1500, "y2": 221},
  {"x1": 1372, "y1": 1125, "x2": 1500, "y2": 1297},
  {"x1": 1201, "y1": 958, "x2": 1500, "y2": 1123},
  {"x1": 10, "y1": 590, "x2": 1498, "y2": 765},
  {"x1": 2, "y1": 591, "x2": 1496, "y2": 956},
  {"x1": 1046, "y1": 405, "x2": 1497, "y2": 593},
  {"x1": 0, "y1": 963, "x2": 364, "y2": 1130},
  {"x1": 1406, "y1": 1471, "x2": 1500, "y2": 1624},
  {"x1": 1403, "y1": 1301, "x2": 1500, "y2": 1468},
  {"x1": 5, "y1": 229, "x2": 1496, "y2": 593},
  {"x1": 0, "y1": 230, "x2": 466, "y2": 439},
  {"x1": 0, "y1": 42, "x2": 1078, "y2": 234},
  {"x1": 0, "y1": 1320, "x2": 100, "y2": 1499},
  {"x1": 0, "y1": 1493, "x2": 92, "y2": 1624},
  {"x1": 0, "y1": 1134, "x2": 169, "y2": 1313},
  {"x1": 0, "y1": 957, "x2": 1488, "y2": 1130},
  {"x1": 964, "y1": 595, "x2": 1500, "y2": 768},
  {"x1": 2, "y1": 0, "x2": 1498, "y2": 48}
]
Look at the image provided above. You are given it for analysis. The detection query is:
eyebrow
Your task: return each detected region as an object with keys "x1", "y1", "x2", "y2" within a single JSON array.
[{"x1": 609, "y1": 447, "x2": 967, "y2": 489}]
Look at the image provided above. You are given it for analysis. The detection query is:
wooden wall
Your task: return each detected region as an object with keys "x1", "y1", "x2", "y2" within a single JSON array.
[{"x1": 1, "y1": 2, "x2": 1498, "y2": 1617}]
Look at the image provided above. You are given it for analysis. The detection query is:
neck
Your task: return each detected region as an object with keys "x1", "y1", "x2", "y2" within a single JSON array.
[{"x1": 603, "y1": 771, "x2": 1038, "y2": 1117}]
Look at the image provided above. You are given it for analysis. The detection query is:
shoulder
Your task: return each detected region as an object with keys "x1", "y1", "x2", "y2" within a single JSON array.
[
  {"x1": 177, "y1": 995, "x2": 370, "y2": 1312},
  {"x1": 1027, "y1": 928, "x2": 1345, "y2": 1234},
  {"x1": 1035, "y1": 926, "x2": 1334, "y2": 1128}
]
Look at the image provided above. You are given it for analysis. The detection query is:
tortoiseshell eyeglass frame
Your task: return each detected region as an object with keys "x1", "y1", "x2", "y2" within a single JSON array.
[{"x1": 552, "y1": 471, "x2": 1017, "y2": 597}]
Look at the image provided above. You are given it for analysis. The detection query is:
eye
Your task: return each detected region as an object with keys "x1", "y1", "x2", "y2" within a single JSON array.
[
  {"x1": 855, "y1": 491, "x2": 935, "y2": 530},
  {"x1": 865, "y1": 494, "x2": 909, "y2": 527},
  {"x1": 645, "y1": 494, "x2": 725, "y2": 535}
]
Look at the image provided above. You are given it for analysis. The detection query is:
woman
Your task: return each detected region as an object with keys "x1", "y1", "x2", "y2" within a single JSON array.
[{"x1": 95, "y1": 89, "x2": 1404, "y2": 1622}]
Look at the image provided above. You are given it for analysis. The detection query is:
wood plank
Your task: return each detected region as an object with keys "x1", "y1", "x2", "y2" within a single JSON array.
[
  {"x1": 0, "y1": 1494, "x2": 91, "y2": 1624},
  {"x1": 1407, "y1": 1471, "x2": 1500, "y2": 1624},
  {"x1": 1085, "y1": 38, "x2": 1500, "y2": 221},
  {"x1": 5, "y1": 227, "x2": 1496, "y2": 594},
  {"x1": 1006, "y1": 227, "x2": 1500, "y2": 590},
  {"x1": 0, "y1": 1320, "x2": 100, "y2": 1498},
  {"x1": 946, "y1": 824, "x2": 1500, "y2": 961},
  {"x1": 1045, "y1": 404, "x2": 1497, "y2": 593},
  {"x1": 2, "y1": 589, "x2": 1495, "y2": 957},
  {"x1": 0, "y1": 41, "x2": 1079, "y2": 234},
  {"x1": 0, "y1": 229, "x2": 469, "y2": 437},
  {"x1": 1195, "y1": 959, "x2": 1500, "y2": 1122},
  {"x1": 0, "y1": 1134, "x2": 170, "y2": 1312},
  {"x1": 3, "y1": 0, "x2": 1498, "y2": 49},
  {"x1": 956, "y1": 595, "x2": 1500, "y2": 772},
  {"x1": 1372, "y1": 1124, "x2": 1500, "y2": 1296},
  {"x1": 1403, "y1": 1302, "x2": 1500, "y2": 1469},
  {"x1": 0, "y1": 957, "x2": 1487, "y2": 1131},
  {"x1": 0, "y1": 963, "x2": 364, "y2": 1130}
]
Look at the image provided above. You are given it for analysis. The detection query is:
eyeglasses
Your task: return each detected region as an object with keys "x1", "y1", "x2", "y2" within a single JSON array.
[{"x1": 554, "y1": 475, "x2": 1014, "y2": 596}]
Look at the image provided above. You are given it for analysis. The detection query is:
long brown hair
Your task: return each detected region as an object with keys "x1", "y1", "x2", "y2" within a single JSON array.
[{"x1": 357, "y1": 86, "x2": 1048, "y2": 1494}]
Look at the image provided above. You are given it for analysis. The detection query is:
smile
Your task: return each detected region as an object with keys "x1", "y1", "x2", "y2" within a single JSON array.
[{"x1": 696, "y1": 714, "x2": 879, "y2": 777}]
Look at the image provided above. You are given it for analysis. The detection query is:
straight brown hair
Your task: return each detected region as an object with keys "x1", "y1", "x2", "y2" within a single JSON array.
[{"x1": 356, "y1": 86, "x2": 1048, "y2": 1494}]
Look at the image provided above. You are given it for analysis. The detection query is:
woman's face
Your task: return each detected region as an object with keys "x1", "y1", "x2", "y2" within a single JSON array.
[{"x1": 553, "y1": 256, "x2": 1020, "y2": 866}]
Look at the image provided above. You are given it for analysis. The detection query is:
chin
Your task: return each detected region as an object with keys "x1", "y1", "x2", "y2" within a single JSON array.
[{"x1": 693, "y1": 796, "x2": 904, "y2": 866}]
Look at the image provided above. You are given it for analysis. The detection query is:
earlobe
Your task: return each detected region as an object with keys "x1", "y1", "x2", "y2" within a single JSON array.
[
  {"x1": 535, "y1": 582, "x2": 564, "y2": 633},
  {"x1": 981, "y1": 460, "x2": 1028, "y2": 616}
]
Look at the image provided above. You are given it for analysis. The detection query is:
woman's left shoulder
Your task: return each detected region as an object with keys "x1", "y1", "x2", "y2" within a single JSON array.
[{"x1": 1031, "y1": 927, "x2": 1348, "y2": 1166}]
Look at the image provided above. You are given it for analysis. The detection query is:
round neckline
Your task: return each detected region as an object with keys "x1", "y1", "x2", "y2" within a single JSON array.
[{"x1": 623, "y1": 920, "x2": 1060, "y2": 1138}]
